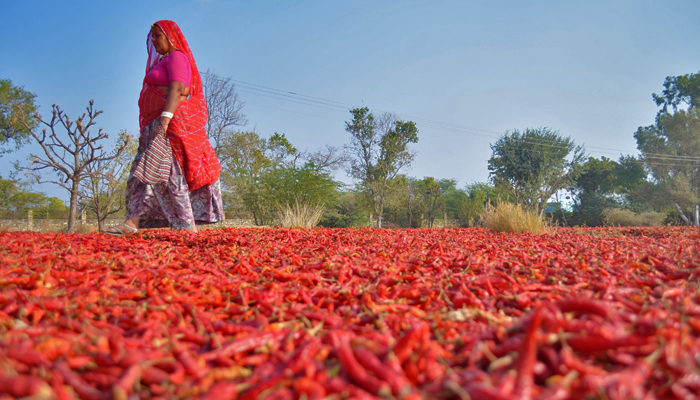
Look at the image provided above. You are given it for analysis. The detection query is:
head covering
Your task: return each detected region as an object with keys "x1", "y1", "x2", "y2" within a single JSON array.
[
  {"x1": 146, "y1": 20, "x2": 203, "y2": 97},
  {"x1": 138, "y1": 20, "x2": 220, "y2": 191}
]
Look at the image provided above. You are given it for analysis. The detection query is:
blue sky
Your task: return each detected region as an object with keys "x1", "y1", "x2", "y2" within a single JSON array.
[{"x1": 2, "y1": 0, "x2": 700, "y2": 201}]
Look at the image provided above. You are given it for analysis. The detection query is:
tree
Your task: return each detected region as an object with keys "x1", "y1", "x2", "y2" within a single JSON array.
[
  {"x1": 0, "y1": 79, "x2": 38, "y2": 155},
  {"x1": 652, "y1": 71, "x2": 700, "y2": 117},
  {"x1": 262, "y1": 163, "x2": 339, "y2": 226},
  {"x1": 570, "y1": 157, "x2": 623, "y2": 226},
  {"x1": 443, "y1": 182, "x2": 469, "y2": 227},
  {"x1": 448, "y1": 183, "x2": 510, "y2": 227},
  {"x1": 416, "y1": 177, "x2": 444, "y2": 228},
  {"x1": 18, "y1": 100, "x2": 129, "y2": 232},
  {"x1": 569, "y1": 156, "x2": 648, "y2": 226},
  {"x1": 218, "y1": 131, "x2": 300, "y2": 224},
  {"x1": 0, "y1": 178, "x2": 66, "y2": 219},
  {"x1": 488, "y1": 127, "x2": 584, "y2": 215},
  {"x1": 219, "y1": 131, "x2": 272, "y2": 224},
  {"x1": 381, "y1": 175, "x2": 421, "y2": 228},
  {"x1": 320, "y1": 189, "x2": 370, "y2": 228},
  {"x1": 80, "y1": 131, "x2": 135, "y2": 231},
  {"x1": 219, "y1": 129, "x2": 346, "y2": 225},
  {"x1": 345, "y1": 107, "x2": 418, "y2": 227},
  {"x1": 304, "y1": 145, "x2": 348, "y2": 172},
  {"x1": 635, "y1": 71, "x2": 700, "y2": 224},
  {"x1": 614, "y1": 155, "x2": 647, "y2": 200},
  {"x1": 202, "y1": 70, "x2": 247, "y2": 156}
]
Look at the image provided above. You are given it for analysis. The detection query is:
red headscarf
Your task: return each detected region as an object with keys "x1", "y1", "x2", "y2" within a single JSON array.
[{"x1": 138, "y1": 20, "x2": 220, "y2": 191}]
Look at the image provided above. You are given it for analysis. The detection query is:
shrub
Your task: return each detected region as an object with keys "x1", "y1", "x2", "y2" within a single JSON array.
[
  {"x1": 601, "y1": 208, "x2": 665, "y2": 226},
  {"x1": 481, "y1": 201, "x2": 548, "y2": 234},
  {"x1": 277, "y1": 198, "x2": 325, "y2": 228}
]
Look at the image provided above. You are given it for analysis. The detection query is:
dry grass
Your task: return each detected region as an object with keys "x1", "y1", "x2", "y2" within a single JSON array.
[
  {"x1": 73, "y1": 223, "x2": 99, "y2": 234},
  {"x1": 601, "y1": 208, "x2": 665, "y2": 227},
  {"x1": 481, "y1": 201, "x2": 548, "y2": 234},
  {"x1": 277, "y1": 199, "x2": 325, "y2": 228}
]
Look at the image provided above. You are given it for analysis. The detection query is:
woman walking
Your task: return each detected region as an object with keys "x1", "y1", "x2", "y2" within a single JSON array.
[{"x1": 104, "y1": 20, "x2": 224, "y2": 235}]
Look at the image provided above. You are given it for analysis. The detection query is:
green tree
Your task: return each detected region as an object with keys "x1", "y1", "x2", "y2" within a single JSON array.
[
  {"x1": 381, "y1": 175, "x2": 422, "y2": 228},
  {"x1": 652, "y1": 71, "x2": 700, "y2": 116},
  {"x1": 218, "y1": 131, "x2": 270, "y2": 222},
  {"x1": 219, "y1": 131, "x2": 295, "y2": 225},
  {"x1": 415, "y1": 177, "x2": 444, "y2": 228},
  {"x1": 614, "y1": 156, "x2": 648, "y2": 199},
  {"x1": 345, "y1": 107, "x2": 418, "y2": 227},
  {"x1": 320, "y1": 189, "x2": 370, "y2": 228},
  {"x1": 262, "y1": 163, "x2": 337, "y2": 208},
  {"x1": 454, "y1": 183, "x2": 510, "y2": 227},
  {"x1": 570, "y1": 157, "x2": 623, "y2": 226},
  {"x1": 0, "y1": 178, "x2": 67, "y2": 219},
  {"x1": 443, "y1": 183, "x2": 469, "y2": 226},
  {"x1": 636, "y1": 71, "x2": 700, "y2": 223},
  {"x1": 488, "y1": 127, "x2": 584, "y2": 215},
  {"x1": 570, "y1": 155, "x2": 648, "y2": 225},
  {"x1": 0, "y1": 79, "x2": 38, "y2": 155},
  {"x1": 218, "y1": 131, "x2": 340, "y2": 226}
]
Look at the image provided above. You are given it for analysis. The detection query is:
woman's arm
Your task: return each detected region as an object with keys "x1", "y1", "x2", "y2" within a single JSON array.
[{"x1": 159, "y1": 80, "x2": 187, "y2": 131}]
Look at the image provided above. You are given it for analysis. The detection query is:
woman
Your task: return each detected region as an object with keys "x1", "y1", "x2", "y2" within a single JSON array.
[{"x1": 104, "y1": 20, "x2": 224, "y2": 235}]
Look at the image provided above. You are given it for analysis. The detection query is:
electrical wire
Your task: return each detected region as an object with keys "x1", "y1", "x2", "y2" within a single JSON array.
[{"x1": 228, "y1": 78, "x2": 700, "y2": 167}]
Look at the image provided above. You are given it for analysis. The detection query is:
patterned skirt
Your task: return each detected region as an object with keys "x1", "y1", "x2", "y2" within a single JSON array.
[{"x1": 125, "y1": 119, "x2": 225, "y2": 229}]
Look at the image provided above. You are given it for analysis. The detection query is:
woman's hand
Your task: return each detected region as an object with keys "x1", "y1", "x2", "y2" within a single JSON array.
[{"x1": 160, "y1": 116, "x2": 171, "y2": 132}]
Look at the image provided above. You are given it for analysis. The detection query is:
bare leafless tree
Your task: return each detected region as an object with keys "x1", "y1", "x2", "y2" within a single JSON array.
[
  {"x1": 19, "y1": 100, "x2": 129, "y2": 232},
  {"x1": 202, "y1": 70, "x2": 247, "y2": 155},
  {"x1": 80, "y1": 131, "x2": 134, "y2": 232}
]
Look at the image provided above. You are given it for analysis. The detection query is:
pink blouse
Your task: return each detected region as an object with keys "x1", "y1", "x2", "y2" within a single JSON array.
[{"x1": 145, "y1": 50, "x2": 192, "y2": 88}]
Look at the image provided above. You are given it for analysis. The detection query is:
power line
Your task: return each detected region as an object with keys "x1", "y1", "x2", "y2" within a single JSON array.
[{"x1": 228, "y1": 78, "x2": 700, "y2": 165}]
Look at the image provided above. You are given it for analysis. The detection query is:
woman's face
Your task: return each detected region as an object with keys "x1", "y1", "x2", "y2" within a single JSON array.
[{"x1": 151, "y1": 25, "x2": 173, "y2": 55}]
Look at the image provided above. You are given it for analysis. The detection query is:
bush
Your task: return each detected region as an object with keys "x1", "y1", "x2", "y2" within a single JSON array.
[
  {"x1": 319, "y1": 191, "x2": 370, "y2": 228},
  {"x1": 277, "y1": 198, "x2": 325, "y2": 228},
  {"x1": 601, "y1": 208, "x2": 665, "y2": 226},
  {"x1": 481, "y1": 201, "x2": 548, "y2": 234}
]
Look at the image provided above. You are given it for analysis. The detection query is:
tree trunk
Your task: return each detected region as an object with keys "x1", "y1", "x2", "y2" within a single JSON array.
[
  {"x1": 407, "y1": 202, "x2": 412, "y2": 228},
  {"x1": 96, "y1": 208, "x2": 105, "y2": 232},
  {"x1": 67, "y1": 179, "x2": 79, "y2": 232},
  {"x1": 252, "y1": 209, "x2": 260, "y2": 226},
  {"x1": 675, "y1": 203, "x2": 691, "y2": 225},
  {"x1": 375, "y1": 198, "x2": 383, "y2": 228}
]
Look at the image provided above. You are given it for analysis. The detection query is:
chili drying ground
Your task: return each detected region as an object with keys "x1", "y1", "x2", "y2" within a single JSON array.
[{"x1": 0, "y1": 227, "x2": 698, "y2": 399}]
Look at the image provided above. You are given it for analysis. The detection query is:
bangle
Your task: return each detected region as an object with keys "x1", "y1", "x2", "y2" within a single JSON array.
[{"x1": 160, "y1": 111, "x2": 174, "y2": 119}]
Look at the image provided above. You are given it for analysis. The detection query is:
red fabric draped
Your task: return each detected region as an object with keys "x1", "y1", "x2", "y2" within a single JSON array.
[{"x1": 138, "y1": 20, "x2": 220, "y2": 191}]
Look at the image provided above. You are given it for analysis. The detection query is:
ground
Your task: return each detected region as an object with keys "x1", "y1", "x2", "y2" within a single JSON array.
[{"x1": 0, "y1": 227, "x2": 698, "y2": 399}]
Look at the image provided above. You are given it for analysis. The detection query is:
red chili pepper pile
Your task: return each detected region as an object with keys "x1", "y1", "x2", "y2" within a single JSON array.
[{"x1": 0, "y1": 227, "x2": 698, "y2": 399}]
